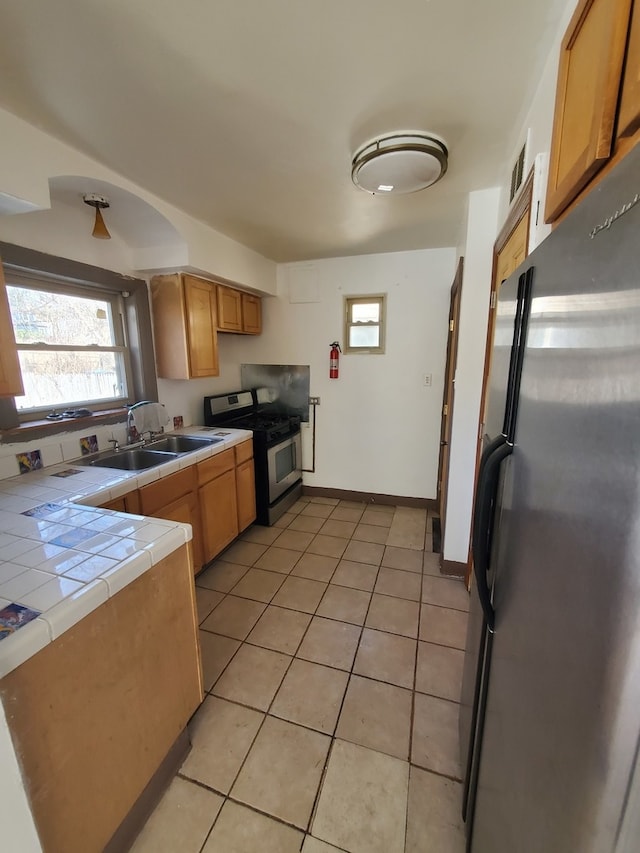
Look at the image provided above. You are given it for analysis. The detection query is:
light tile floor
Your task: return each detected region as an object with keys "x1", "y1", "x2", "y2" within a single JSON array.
[{"x1": 131, "y1": 497, "x2": 469, "y2": 853}]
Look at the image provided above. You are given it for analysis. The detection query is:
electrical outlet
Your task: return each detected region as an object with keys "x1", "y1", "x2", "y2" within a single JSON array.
[
  {"x1": 309, "y1": 396, "x2": 321, "y2": 405},
  {"x1": 423, "y1": 374, "x2": 432, "y2": 387}
]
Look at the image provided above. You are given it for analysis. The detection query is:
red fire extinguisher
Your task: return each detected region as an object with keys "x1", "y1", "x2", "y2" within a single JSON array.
[{"x1": 329, "y1": 341, "x2": 341, "y2": 379}]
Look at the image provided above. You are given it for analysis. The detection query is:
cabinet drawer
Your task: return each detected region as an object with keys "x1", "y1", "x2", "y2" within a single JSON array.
[
  {"x1": 197, "y1": 447, "x2": 235, "y2": 487},
  {"x1": 138, "y1": 467, "x2": 197, "y2": 516},
  {"x1": 234, "y1": 439, "x2": 254, "y2": 465}
]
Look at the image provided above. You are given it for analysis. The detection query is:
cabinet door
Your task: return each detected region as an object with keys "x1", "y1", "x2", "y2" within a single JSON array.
[
  {"x1": 618, "y1": 0, "x2": 640, "y2": 138},
  {"x1": 0, "y1": 262, "x2": 24, "y2": 397},
  {"x1": 241, "y1": 294, "x2": 262, "y2": 335},
  {"x1": 154, "y1": 490, "x2": 203, "y2": 574},
  {"x1": 199, "y1": 469, "x2": 239, "y2": 563},
  {"x1": 236, "y1": 458, "x2": 257, "y2": 532},
  {"x1": 545, "y1": 0, "x2": 633, "y2": 222},
  {"x1": 217, "y1": 286, "x2": 243, "y2": 332},
  {"x1": 138, "y1": 468, "x2": 202, "y2": 572},
  {"x1": 184, "y1": 275, "x2": 219, "y2": 377},
  {"x1": 150, "y1": 275, "x2": 191, "y2": 379},
  {"x1": 98, "y1": 489, "x2": 140, "y2": 514}
]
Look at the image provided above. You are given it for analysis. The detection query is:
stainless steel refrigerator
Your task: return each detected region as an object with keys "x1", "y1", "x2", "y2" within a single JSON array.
[{"x1": 460, "y1": 143, "x2": 640, "y2": 853}]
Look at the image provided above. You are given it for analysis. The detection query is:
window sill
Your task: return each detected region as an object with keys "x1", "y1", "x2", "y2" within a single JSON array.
[{"x1": 0, "y1": 408, "x2": 128, "y2": 444}]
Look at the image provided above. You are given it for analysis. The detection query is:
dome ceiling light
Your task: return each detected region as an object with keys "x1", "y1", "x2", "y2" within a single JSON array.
[{"x1": 351, "y1": 131, "x2": 448, "y2": 195}]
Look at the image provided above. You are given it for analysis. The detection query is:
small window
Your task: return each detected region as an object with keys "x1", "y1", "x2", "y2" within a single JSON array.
[
  {"x1": 344, "y1": 295, "x2": 386, "y2": 354},
  {"x1": 6, "y1": 274, "x2": 132, "y2": 414}
]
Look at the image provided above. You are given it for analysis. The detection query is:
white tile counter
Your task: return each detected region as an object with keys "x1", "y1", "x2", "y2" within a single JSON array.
[{"x1": 0, "y1": 427, "x2": 252, "y2": 678}]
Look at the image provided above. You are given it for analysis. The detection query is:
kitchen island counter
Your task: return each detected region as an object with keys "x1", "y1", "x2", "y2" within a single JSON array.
[
  {"x1": 0, "y1": 426, "x2": 251, "y2": 852},
  {"x1": 0, "y1": 426, "x2": 251, "y2": 677}
]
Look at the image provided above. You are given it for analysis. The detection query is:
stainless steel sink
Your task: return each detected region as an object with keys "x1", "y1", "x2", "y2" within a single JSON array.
[
  {"x1": 77, "y1": 448, "x2": 179, "y2": 471},
  {"x1": 146, "y1": 435, "x2": 223, "y2": 454}
]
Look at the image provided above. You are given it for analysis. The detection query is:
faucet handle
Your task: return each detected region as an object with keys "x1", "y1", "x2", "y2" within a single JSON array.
[{"x1": 108, "y1": 438, "x2": 120, "y2": 452}]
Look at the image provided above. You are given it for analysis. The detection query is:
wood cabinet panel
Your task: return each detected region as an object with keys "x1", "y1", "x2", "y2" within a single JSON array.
[
  {"x1": 0, "y1": 262, "x2": 24, "y2": 397},
  {"x1": 150, "y1": 274, "x2": 219, "y2": 379},
  {"x1": 0, "y1": 544, "x2": 201, "y2": 853},
  {"x1": 495, "y1": 212, "x2": 529, "y2": 285},
  {"x1": 241, "y1": 293, "x2": 262, "y2": 334},
  {"x1": 234, "y1": 438, "x2": 254, "y2": 465},
  {"x1": 138, "y1": 467, "x2": 197, "y2": 516},
  {"x1": 138, "y1": 468, "x2": 202, "y2": 571},
  {"x1": 155, "y1": 490, "x2": 203, "y2": 573},
  {"x1": 618, "y1": 0, "x2": 640, "y2": 138},
  {"x1": 197, "y1": 447, "x2": 235, "y2": 487},
  {"x1": 98, "y1": 490, "x2": 140, "y2": 514},
  {"x1": 199, "y1": 468, "x2": 239, "y2": 563},
  {"x1": 217, "y1": 285, "x2": 243, "y2": 332},
  {"x1": 236, "y1": 457, "x2": 257, "y2": 532},
  {"x1": 545, "y1": 0, "x2": 633, "y2": 222},
  {"x1": 183, "y1": 275, "x2": 219, "y2": 377}
]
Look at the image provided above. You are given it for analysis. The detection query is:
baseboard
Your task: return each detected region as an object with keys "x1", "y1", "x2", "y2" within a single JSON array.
[
  {"x1": 440, "y1": 558, "x2": 466, "y2": 578},
  {"x1": 302, "y1": 485, "x2": 437, "y2": 511},
  {"x1": 104, "y1": 728, "x2": 191, "y2": 853}
]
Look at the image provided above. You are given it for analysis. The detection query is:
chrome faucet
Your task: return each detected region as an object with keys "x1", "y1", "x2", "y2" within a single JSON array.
[{"x1": 126, "y1": 400, "x2": 154, "y2": 446}]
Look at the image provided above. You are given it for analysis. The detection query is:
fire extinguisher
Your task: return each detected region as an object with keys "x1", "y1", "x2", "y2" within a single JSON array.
[{"x1": 329, "y1": 341, "x2": 341, "y2": 379}]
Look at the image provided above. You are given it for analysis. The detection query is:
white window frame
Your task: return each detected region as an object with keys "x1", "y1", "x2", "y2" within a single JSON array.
[
  {"x1": 344, "y1": 294, "x2": 386, "y2": 355},
  {"x1": 5, "y1": 269, "x2": 134, "y2": 419}
]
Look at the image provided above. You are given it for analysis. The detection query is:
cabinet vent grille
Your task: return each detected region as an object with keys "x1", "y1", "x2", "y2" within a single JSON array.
[{"x1": 510, "y1": 144, "x2": 526, "y2": 203}]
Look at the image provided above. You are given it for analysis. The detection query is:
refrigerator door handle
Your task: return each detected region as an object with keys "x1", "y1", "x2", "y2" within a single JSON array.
[{"x1": 472, "y1": 437, "x2": 512, "y2": 632}]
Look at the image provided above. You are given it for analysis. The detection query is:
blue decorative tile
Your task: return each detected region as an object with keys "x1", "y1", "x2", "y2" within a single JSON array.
[
  {"x1": 22, "y1": 502, "x2": 68, "y2": 519},
  {"x1": 49, "y1": 528, "x2": 97, "y2": 548},
  {"x1": 0, "y1": 603, "x2": 41, "y2": 640}
]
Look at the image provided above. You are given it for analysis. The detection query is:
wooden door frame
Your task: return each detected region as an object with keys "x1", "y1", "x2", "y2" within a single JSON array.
[
  {"x1": 437, "y1": 257, "x2": 463, "y2": 552},
  {"x1": 465, "y1": 170, "x2": 534, "y2": 586}
]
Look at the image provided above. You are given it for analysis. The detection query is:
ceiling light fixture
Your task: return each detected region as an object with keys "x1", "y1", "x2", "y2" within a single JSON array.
[
  {"x1": 351, "y1": 132, "x2": 448, "y2": 195},
  {"x1": 83, "y1": 193, "x2": 111, "y2": 239}
]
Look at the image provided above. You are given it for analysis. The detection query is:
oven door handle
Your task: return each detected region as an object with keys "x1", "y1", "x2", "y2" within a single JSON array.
[{"x1": 292, "y1": 439, "x2": 296, "y2": 470}]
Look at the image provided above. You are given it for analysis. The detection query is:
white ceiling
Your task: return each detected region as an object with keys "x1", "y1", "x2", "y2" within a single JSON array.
[{"x1": 0, "y1": 0, "x2": 567, "y2": 263}]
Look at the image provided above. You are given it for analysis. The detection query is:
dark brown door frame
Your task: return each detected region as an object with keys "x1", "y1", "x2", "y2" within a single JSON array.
[
  {"x1": 465, "y1": 169, "x2": 534, "y2": 586},
  {"x1": 437, "y1": 257, "x2": 464, "y2": 559}
]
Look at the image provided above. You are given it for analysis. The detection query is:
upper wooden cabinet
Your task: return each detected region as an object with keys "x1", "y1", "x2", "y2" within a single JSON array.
[
  {"x1": 241, "y1": 293, "x2": 262, "y2": 335},
  {"x1": 0, "y1": 260, "x2": 24, "y2": 397},
  {"x1": 150, "y1": 274, "x2": 219, "y2": 379},
  {"x1": 545, "y1": 0, "x2": 636, "y2": 222},
  {"x1": 217, "y1": 285, "x2": 262, "y2": 335},
  {"x1": 217, "y1": 285, "x2": 243, "y2": 332}
]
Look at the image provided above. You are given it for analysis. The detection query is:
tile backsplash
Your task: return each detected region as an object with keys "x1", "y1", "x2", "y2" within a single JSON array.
[{"x1": 0, "y1": 421, "x2": 129, "y2": 481}]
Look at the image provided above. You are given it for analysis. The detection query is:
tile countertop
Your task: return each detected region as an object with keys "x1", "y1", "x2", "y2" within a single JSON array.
[{"x1": 0, "y1": 427, "x2": 252, "y2": 679}]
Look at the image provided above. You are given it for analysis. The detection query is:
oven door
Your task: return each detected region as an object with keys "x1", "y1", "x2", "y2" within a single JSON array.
[{"x1": 267, "y1": 431, "x2": 302, "y2": 503}]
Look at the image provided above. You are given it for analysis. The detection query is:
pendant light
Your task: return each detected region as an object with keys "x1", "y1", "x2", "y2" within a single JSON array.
[
  {"x1": 351, "y1": 132, "x2": 448, "y2": 195},
  {"x1": 83, "y1": 193, "x2": 111, "y2": 239}
]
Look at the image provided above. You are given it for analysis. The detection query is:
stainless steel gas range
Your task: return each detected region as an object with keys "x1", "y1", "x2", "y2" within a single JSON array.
[{"x1": 203, "y1": 388, "x2": 302, "y2": 525}]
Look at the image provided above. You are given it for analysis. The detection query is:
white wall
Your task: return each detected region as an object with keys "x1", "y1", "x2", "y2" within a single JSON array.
[
  {"x1": 211, "y1": 248, "x2": 457, "y2": 499},
  {"x1": 443, "y1": 188, "x2": 501, "y2": 564}
]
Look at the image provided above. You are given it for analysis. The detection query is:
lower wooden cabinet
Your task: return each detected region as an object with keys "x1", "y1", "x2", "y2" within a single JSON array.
[
  {"x1": 98, "y1": 491, "x2": 141, "y2": 515},
  {"x1": 235, "y1": 440, "x2": 256, "y2": 533},
  {"x1": 197, "y1": 447, "x2": 239, "y2": 564},
  {"x1": 96, "y1": 442, "x2": 257, "y2": 573},
  {"x1": 0, "y1": 544, "x2": 202, "y2": 853},
  {"x1": 138, "y1": 468, "x2": 203, "y2": 574}
]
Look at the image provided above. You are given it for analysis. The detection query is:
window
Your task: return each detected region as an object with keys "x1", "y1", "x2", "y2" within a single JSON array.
[
  {"x1": 6, "y1": 274, "x2": 132, "y2": 414},
  {"x1": 0, "y1": 240, "x2": 157, "y2": 436},
  {"x1": 344, "y1": 295, "x2": 386, "y2": 354}
]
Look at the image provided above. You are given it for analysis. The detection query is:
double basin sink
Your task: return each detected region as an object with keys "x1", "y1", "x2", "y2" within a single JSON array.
[{"x1": 77, "y1": 435, "x2": 223, "y2": 471}]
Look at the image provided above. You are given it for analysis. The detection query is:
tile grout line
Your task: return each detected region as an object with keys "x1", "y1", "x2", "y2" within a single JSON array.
[{"x1": 187, "y1": 501, "x2": 462, "y2": 851}]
